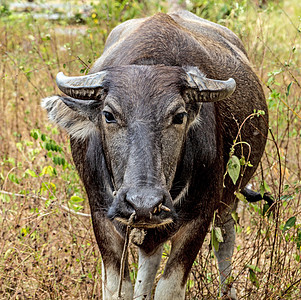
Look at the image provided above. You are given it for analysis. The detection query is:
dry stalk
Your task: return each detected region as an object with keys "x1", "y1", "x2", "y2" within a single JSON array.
[
  {"x1": 117, "y1": 212, "x2": 136, "y2": 299},
  {"x1": 0, "y1": 190, "x2": 91, "y2": 218}
]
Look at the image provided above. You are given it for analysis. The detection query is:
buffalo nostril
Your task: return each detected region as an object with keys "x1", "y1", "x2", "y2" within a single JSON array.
[
  {"x1": 124, "y1": 187, "x2": 174, "y2": 221},
  {"x1": 125, "y1": 198, "x2": 138, "y2": 211},
  {"x1": 153, "y1": 203, "x2": 171, "y2": 214}
]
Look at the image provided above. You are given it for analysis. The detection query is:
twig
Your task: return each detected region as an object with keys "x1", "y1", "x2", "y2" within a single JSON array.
[
  {"x1": 76, "y1": 55, "x2": 90, "y2": 70},
  {"x1": 266, "y1": 85, "x2": 301, "y2": 120},
  {"x1": 117, "y1": 212, "x2": 136, "y2": 299},
  {"x1": 265, "y1": 126, "x2": 283, "y2": 295},
  {"x1": 257, "y1": 36, "x2": 301, "y2": 88},
  {"x1": 0, "y1": 190, "x2": 91, "y2": 218},
  {"x1": 281, "y1": 278, "x2": 301, "y2": 296}
]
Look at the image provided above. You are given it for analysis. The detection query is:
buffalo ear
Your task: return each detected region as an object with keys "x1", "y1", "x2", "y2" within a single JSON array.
[
  {"x1": 184, "y1": 67, "x2": 236, "y2": 102},
  {"x1": 60, "y1": 97, "x2": 102, "y2": 122},
  {"x1": 41, "y1": 70, "x2": 109, "y2": 141},
  {"x1": 41, "y1": 96, "x2": 99, "y2": 141}
]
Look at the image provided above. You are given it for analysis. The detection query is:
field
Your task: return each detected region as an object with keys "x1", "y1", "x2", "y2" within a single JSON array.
[{"x1": 0, "y1": 0, "x2": 300, "y2": 299}]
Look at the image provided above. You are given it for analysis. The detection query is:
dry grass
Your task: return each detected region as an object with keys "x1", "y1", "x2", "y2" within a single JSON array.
[{"x1": 0, "y1": 0, "x2": 300, "y2": 299}]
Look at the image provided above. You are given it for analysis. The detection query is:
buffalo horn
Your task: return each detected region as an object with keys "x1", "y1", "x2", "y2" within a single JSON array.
[
  {"x1": 186, "y1": 71, "x2": 236, "y2": 102},
  {"x1": 56, "y1": 71, "x2": 107, "y2": 100}
]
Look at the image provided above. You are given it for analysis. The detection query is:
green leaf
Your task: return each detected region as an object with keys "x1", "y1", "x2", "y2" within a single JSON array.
[
  {"x1": 8, "y1": 173, "x2": 19, "y2": 184},
  {"x1": 286, "y1": 82, "x2": 293, "y2": 97},
  {"x1": 260, "y1": 180, "x2": 271, "y2": 197},
  {"x1": 70, "y1": 195, "x2": 84, "y2": 203},
  {"x1": 231, "y1": 211, "x2": 239, "y2": 223},
  {"x1": 214, "y1": 227, "x2": 224, "y2": 243},
  {"x1": 40, "y1": 166, "x2": 56, "y2": 177},
  {"x1": 53, "y1": 156, "x2": 65, "y2": 166},
  {"x1": 45, "y1": 142, "x2": 51, "y2": 151},
  {"x1": 239, "y1": 156, "x2": 246, "y2": 166},
  {"x1": 235, "y1": 191, "x2": 246, "y2": 202},
  {"x1": 225, "y1": 275, "x2": 234, "y2": 286},
  {"x1": 247, "y1": 264, "x2": 261, "y2": 288},
  {"x1": 186, "y1": 279, "x2": 194, "y2": 291},
  {"x1": 282, "y1": 216, "x2": 296, "y2": 232},
  {"x1": 25, "y1": 169, "x2": 38, "y2": 178},
  {"x1": 0, "y1": 193, "x2": 11, "y2": 203},
  {"x1": 16, "y1": 142, "x2": 23, "y2": 152},
  {"x1": 211, "y1": 227, "x2": 223, "y2": 252},
  {"x1": 212, "y1": 228, "x2": 219, "y2": 252},
  {"x1": 30, "y1": 129, "x2": 39, "y2": 140},
  {"x1": 227, "y1": 155, "x2": 240, "y2": 184},
  {"x1": 246, "y1": 264, "x2": 262, "y2": 273},
  {"x1": 249, "y1": 269, "x2": 259, "y2": 288},
  {"x1": 53, "y1": 156, "x2": 58, "y2": 165},
  {"x1": 247, "y1": 161, "x2": 253, "y2": 167},
  {"x1": 40, "y1": 182, "x2": 56, "y2": 194},
  {"x1": 262, "y1": 203, "x2": 271, "y2": 217}
]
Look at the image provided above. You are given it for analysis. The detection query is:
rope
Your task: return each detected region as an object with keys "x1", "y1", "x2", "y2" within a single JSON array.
[{"x1": 117, "y1": 212, "x2": 136, "y2": 299}]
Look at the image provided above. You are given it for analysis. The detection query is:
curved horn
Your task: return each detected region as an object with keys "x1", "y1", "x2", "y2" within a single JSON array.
[
  {"x1": 186, "y1": 69, "x2": 236, "y2": 102},
  {"x1": 56, "y1": 71, "x2": 107, "y2": 100}
]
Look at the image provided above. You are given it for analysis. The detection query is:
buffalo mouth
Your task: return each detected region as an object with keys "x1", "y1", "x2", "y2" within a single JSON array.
[
  {"x1": 107, "y1": 187, "x2": 177, "y2": 229},
  {"x1": 115, "y1": 215, "x2": 174, "y2": 229}
]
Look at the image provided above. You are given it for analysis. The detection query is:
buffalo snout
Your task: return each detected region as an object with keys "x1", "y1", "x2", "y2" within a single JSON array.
[{"x1": 107, "y1": 187, "x2": 176, "y2": 228}]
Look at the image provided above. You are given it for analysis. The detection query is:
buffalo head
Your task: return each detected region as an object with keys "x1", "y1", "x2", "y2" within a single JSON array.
[{"x1": 44, "y1": 65, "x2": 235, "y2": 228}]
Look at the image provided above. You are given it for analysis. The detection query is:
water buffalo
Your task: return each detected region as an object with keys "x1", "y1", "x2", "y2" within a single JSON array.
[{"x1": 42, "y1": 9, "x2": 268, "y2": 300}]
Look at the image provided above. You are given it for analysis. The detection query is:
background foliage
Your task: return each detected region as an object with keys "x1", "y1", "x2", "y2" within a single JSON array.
[{"x1": 0, "y1": 0, "x2": 300, "y2": 298}]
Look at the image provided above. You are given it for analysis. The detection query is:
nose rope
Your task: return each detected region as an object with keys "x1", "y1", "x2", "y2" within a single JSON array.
[
  {"x1": 117, "y1": 202, "x2": 170, "y2": 297},
  {"x1": 117, "y1": 211, "x2": 136, "y2": 299}
]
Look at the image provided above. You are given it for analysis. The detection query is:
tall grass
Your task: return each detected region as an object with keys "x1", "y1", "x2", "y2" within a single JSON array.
[{"x1": 0, "y1": 0, "x2": 300, "y2": 299}]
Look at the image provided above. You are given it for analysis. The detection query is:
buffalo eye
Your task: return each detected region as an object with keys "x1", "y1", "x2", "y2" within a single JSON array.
[
  {"x1": 102, "y1": 111, "x2": 116, "y2": 123},
  {"x1": 173, "y1": 112, "x2": 187, "y2": 125}
]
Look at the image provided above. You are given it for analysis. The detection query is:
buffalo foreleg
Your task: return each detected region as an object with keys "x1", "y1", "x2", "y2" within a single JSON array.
[
  {"x1": 214, "y1": 202, "x2": 238, "y2": 300},
  {"x1": 92, "y1": 211, "x2": 133, "y2": 300},
  {"x1": 154, "y1": 219, "x2": 209, "y2": 300},
  {"x1": 134, "y1": 245, "x2": 163, "y2": 299}
]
